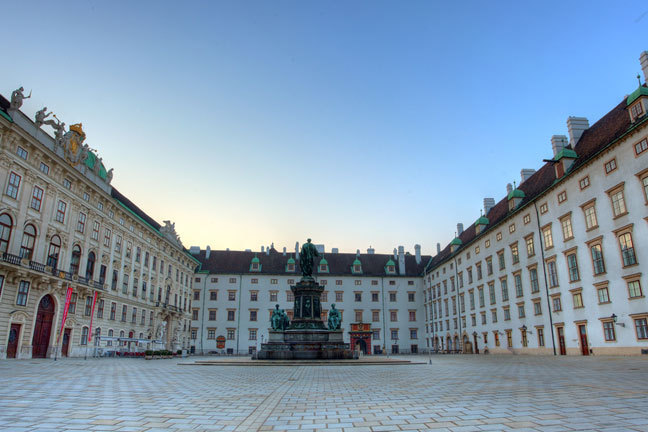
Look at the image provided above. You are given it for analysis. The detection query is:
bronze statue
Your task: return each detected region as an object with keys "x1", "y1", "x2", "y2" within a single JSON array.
[
  {"x1": 299, "y1": 238, "x2": 319, "y2": 278},
  {"x1": 271, "y1": 304, "x2": 283, "y2": 330},
  {"x1": 328, "y1": 304, "x2": 341, "y2": 330}
]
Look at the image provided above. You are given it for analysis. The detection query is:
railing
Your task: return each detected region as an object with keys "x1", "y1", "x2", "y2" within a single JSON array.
[
  {"x1": 29, "y1": 260, "x2": 46, "y2": 272},
  {"x1": 1, "y1": 254, "x2": 104, "y2": 291},
  {"x1": 1, "y1": 252, "x2": 22, "y2": 265}
]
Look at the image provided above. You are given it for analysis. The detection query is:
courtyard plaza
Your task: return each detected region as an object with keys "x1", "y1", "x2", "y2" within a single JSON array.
[{"x1": 0, "y1": 355, "x2": 647, "y2": 432}]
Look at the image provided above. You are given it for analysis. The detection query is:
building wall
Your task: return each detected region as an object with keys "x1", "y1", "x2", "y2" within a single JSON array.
[
  {"x1": 0, "y1": 106, "x2": 197, "y2": 359},
  {"x1": 425, "y1": 110, "x2": 648, "y2": 355},
  {"x1": 191, "y1": 271, "x2": 425, "y2": 355}
]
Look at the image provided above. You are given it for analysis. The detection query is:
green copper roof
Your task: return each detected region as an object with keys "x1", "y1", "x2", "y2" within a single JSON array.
[
  {"x1": 450, "y1": 237, "x2": 462, "y2": 246},
  {"x1": 627, "y1": 85, "x2": 648, "y2": 106},
  {"x1": 353, "y1": 258, "x2": 362, "y2": 265},
  {"x1": 85, "y1": 151, "x2": 108, "y2": 180},
  {"x1": 554, "y1": 148, "x2": 578, "y2": 161},
  {"x1": 385, "y1": 258, "x2": 395, "y2": 266},
  {"x1": 287, "y1": 257, "x2": 295, "y2": 264},
  {"x1": 475, "y1": 216, "x2": 489, "y2": 226},
  {"x1": 507, "y1": 188, "x2": 526, "y2": 200},
  {"x1": 251, "y1": 256, "x2": 260, "y2": 263},
  {"x1": 319, "y1": 257, "x2": 328, "y2": 265},
  {"x1": 0, "y1": 110, "x2": 12, "y2": 123}
]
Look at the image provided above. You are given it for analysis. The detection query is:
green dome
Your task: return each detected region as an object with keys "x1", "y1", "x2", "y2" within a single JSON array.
[
  {"x1": 353, "y1": 258, "x2": 361, "y2": 265},
  {"x1": 251, "y1": 256, "x2": 260, "y2": 263},
  {"x1": 507, "y1": 188, "x2": 526, "y2": 200},
  {"x1": 450, "y1": 237, "x2": 462, "y2": 246},
  {"x1": 319, "y1": 257, "x2": 328, "y2": 265},
  {"x1": 475, "y1": 216, "x2": 489, "y2": 226},
  {"x1": 287, "y1": 257, "x2": 295, "y2": 264},
  {"x1": 627, "y1": 85, "x2": 648, "y2": 106}
]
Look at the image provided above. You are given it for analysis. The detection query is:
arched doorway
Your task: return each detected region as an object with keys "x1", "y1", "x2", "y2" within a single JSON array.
[
  {"x1": 32, "y1": 295, "x2": 55, "y2": 358},
  {"x1": 355, "y1": 339, "x2": 367, "y2": 354}
]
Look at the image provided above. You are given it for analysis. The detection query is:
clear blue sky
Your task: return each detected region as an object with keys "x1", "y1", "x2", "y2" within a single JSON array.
[{"x1": 3, "y1": 1, "x2": 647, "y2": 255}]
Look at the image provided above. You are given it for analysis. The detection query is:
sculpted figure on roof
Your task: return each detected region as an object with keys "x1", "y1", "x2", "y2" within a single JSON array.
[
  {"x1": 10, "y1": 87, "x2": 31, "y2": 110},
  {"x1": 299, "y1": 238, "x2": 319, "y2": 279}
]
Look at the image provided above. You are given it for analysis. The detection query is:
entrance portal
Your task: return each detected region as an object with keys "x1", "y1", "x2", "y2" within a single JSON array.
[
  {"x1": 32, "y1": 295, "x2": 55, "y2": 358},
  {"x1": 355, "y1": 339, "x2": 367, "y2": 354},
  {"x1": 7, "y1": 324, "x2": 21, "y2": 358},
  {"x1": 578, "y1": 324, "x2": 589, "y2": 356},
  {"x1": 61, "y1": 328, "x2": 71, "y2": 357},
  {"x1": 557, "y1": 327, "x2": 566, "y2": 355}
]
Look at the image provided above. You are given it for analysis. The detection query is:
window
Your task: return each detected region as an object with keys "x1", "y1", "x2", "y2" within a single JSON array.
[
  {"x1": 287, "y1": 291, "x2": 294, "y2": 302},
  {"x1": 205, "y1": 329, "x2": 215, "y2": 339},
  {"x1": 228, "y1": 291, "x2": 236, "y2": 301},
  {"x1": 631, "y1": 101, "x2": 645, "y2": 118},
  {"x1": 498, "y1": 251, "x2": 505, "y2": 270},
  {"x1": 80, "y1": 327, "x2": 88, "y2": 345},
  {"x1": 510, "y1": 243, "x2": 519, "y2": 264},
  {"x1": 572, "y1": 291, "x2": 583, "y2": 309},
  {"x1": 557, "y1": 190, "x2": 567, "y2": 204},
  {"x1": 355, "y1": 310, "x2": 363, "y2": 322},
  {"x1": 582, "y1": 201, "x2": 598, "y2": 230},
  {"x1": 618, "y1": 232, "x2": 637, "y2": 267},
  {"x1": 63, "y1": 178, "x2": 72, "y2": 189},
  {"x1": 566, "y1": 252, "x2": 580, "y2": 282},
  {"x1": 410, "y1": 329, "x2": 418, "y2": 339},
  {"x1": 390, "y1": 311, "x2": 397, "y2": 321},
  {"x1": 250, "y1": 310, "x2": 257, "y2": 321},
  {"x1": 409, "y1": 310, "x2": 416, "y2": 321},
  {"x1": 523, "y1": 214, "x2": 531, "y2": 224},
  {"x1": 121, "y1": 305, "x2": 127, "y2": 321},
  {"x1": 628, "y1": 280, "x2": 643, "y2": 298},
  {"x1": 560, "y1": 215, "x2": 573, "y2": 241},
  {"x1": 354, "y1": 292, "x2": 362, "y2": 302},
  {"x1": 635, "y1": 138, "x2": 648, "y2": 155},
  {"x1": 29, "y1": 186, "x2": 44, "y2": 211},
  {"x1": 533, "y1": 300, "x2": 542, "y2": 315},
  {"x1": 110, "y1": 302, "x2": 116, "y2": 320},
  {"x1": 408, "y1": 292, "x2": 415, "y2": 302},
  {"x1": 500, "y1": 278, "x2": 509, "y2": 302},
  {"x1": 389, "y1": 292, "x2": 396, "y2": 302},
  {"x1": 372, "y1": 310, "x2": 380, "y2": 322},
  {"x1": 354, "y1": 280, "x2": 361, "y2": 286},
  {"x1": 16, "y1": 280, "x2": 29, "y2": 306},
  {"x1": 19, "y1": 224, "x2": 36, "y2": 259},
  {"x1": 103, "y1": 228, "x2": 111, "y2": 248},
  {"x1": 604, "y1": 158, "x2": 617, "y2": 174},
  {"x1": 69, "y1": 245, "x2": 81, "y2": 275},
  {"x1": 547, "y1": 260, "x2": 559, "y2": 288},
  {"x1": 249, "y1": 329, "x2": 257, "y2": 340},
  {"x1": 509, "y1": 223, "x2": 515, "y2": 234},
  {"x1": 496, "y1": 232, "x2": 502, "y2": 241},
  {"x1": 227, "y1": 310, "x2": 235, "y2": 321},
  {"x1": 97, "y1": 299, "x2": 104, "y2": 318},
  {"x1": 135, "y1": 246, "x2": 141, "y2": 262},
  {"x1": 488, "y1": 282, "x2": 496, "y2": 304},
  {"x1": 6, "y1": 171, "x2": 21, "y2": 199},
  {"x1": 69, "y1": 293, "x2": 77, "y2": 314},
  {"x1": 597, "y1": 286, "x2": 610, "y2": 304},
  {"x1": 590, "y1": 243, "x2": 606, "y2": 275},
  {"x1": 16, "y1": 145, "x2": 28, "y2": 159},
  {"x1": 579, "y1": 176, "x2": 590, "y2": 190},
  {"x1": 132, "y1": 307, "x2": 137, "y2": 323},
  {"x1": 335, "y1": 291, "x2": 343, "y2": 302},
  {"x1": 269, "y1": 291, "x2": 277, "y2": 302},
  {"x1": 321, "y1": 291, "x2": 327, "y2": 301},
  {"x1": 55, "y1": 200, "x2": 66, "y2": 223},
  {"x1": 600, "y1": 321, "x2": 615, "y2": 342},
  {"x1": 539, "y1": 203, "x2": 548, "y2": 214},
  {"x1": 270, "y1": 279, "x2": 278, "y2": 285},
  {"x1": 390, "y1": 330, "x2": 399, "y2": 340},
  {"x1": 609, "y1": 188, "x2": 627, "y2": 217},
  {"x1": 525, "y1": 235, "x2": 535, "y2": 257},
  {"x1": 552, "y1": 296, "x2": 562, "y2": 312},
  {"x1": 514, "y1": 273, "x2": 523, "y2": 297},
  {"x1": 372, "y1": 292, "x2": 379, "y2": 302},
  {"x1": 529, "y1": 268, "x2": 539, "y2": 293},
  {"x1": 478, "y1": 287, "x2": 484, "y2": 307},
  {"x1": 84, "y1": 296, "x2": 92, "y2": 316},
  {"x1": 635, "y1": 318, "x2": 648, "y2": 340},
  {"x1": 250, "y1": 291, "x2": 258, "y2": 301},
  {"x1": 39, "y1": 162, "x2": 49, "y2": 174},
  {"x1": 227, "y1": 329, "x2": 235, "y2": 340},
  {"x1": 491, "y1": 309, "x2": 498, "y2": 323},
  {"x1": 517, "y1": 303, "x2": 525, "y2": 318},
  {"x1": 542, "y1": 225, "x2": 553, "y2": 249},
  {"x1": 0, "y1": 214, "x2": 12, "y2": 254},
  {"x1": 115, "y1": 235, "x2": 122, "y2": 253}
]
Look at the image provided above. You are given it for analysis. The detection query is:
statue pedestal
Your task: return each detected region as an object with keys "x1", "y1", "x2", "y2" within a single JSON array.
[{"x1": 257, "y1": 279, "x2": 353, "y2": 360}]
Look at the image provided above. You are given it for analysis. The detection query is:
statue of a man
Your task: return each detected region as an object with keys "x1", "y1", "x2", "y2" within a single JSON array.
[
  {"x1": 10, "y1": 87, "x2": 31, "y2": 110},
  {"x1": 52, "y1": 119, "x2": 65, "y2": 145},
  {"x1": 328, "y1": 303, "x2": 341, "y2": 330},
  {"x1": 281, "y1": 309, "x2": 290, "y2": 330},
  {"x1": 35, "y1": 107, "x2": 51, "y2": 127},
  {"x1": 299, "y1": 238, "x2": 319, "y2": 278},
  {"x1": 271, "y1": 304, "x2": 283, "y2": 330}
]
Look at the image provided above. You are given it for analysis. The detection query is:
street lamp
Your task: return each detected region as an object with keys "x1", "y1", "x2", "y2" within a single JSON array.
[{"x1": 611, "y1": 313, "x2": 625, "y2": 327}]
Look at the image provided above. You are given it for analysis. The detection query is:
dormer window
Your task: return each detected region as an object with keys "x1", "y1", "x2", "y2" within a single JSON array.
[
  {"x1": 318, "y1": 258, "x2": 329, "y2": 273},
  {"x1": 285, "y1": 257, "x2": 296, "y2": 272},
  {"x1": 626, "y1": 80, "x2": 648, "y2": 123},
  {"x1": 631, "y1": 101, "x2": 644, "y2": 118},
  {"x1": 250, "y1": 256, "x2": 261, "y2": 272},
  {"x1": 352, "y1": 258, "x2": 362, "y2": 274},
  {"x1": 251, "y1": 262, "x2": 259, "y2": 270}
]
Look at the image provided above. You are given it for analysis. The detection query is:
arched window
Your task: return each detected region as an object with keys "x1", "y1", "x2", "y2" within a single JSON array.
[
  {"x1": 119, "y1": 330, "x2": 125, "y2": 347},
  {"x1": 0, "y1": 213, "x2": 13, "y2": 253},
  {"x1": 47, "y1": 235, "x2": 61, "y2": 268},
  {"x1": 85, "y1": 251, "x2": 96, "y2": 280},
  {"x1": 70, "y1": 245, "x2": 81, "y2": 275},
  {"x1": 80, "y1": 327, "x2": 89, "y2": 345},
  {"x1": 19, "y1": 224, "x2": 36, "y2": 259},
  {"x1": 94, "y1": 327, "x2": 101, "y2": 346},
  {"x1": 107, "y1": 329, "x2": 113, "y2": 346}
]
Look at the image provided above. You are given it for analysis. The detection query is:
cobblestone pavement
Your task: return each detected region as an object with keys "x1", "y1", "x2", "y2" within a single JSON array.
[{"x1": 1, "y1": 355, "x2": 647, "y2": 432}]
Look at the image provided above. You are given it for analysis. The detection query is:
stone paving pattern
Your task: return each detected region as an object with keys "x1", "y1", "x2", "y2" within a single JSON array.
[{"x1": 1, "y1": 355, "x2": 647, "y2": 431}]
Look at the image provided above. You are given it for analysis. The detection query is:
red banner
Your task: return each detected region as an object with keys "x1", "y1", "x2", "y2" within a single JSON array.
[
  {"x1": 57, "y1": 286, "x2": 74, "y2": 344},
  {"x1": 87, "y1": 291, "x2": 98, "y2": 342}
]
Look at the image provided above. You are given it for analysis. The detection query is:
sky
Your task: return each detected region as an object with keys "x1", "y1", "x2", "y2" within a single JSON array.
[{"x1": 2, "y1": 1, "x2": 647, "y2": 256}]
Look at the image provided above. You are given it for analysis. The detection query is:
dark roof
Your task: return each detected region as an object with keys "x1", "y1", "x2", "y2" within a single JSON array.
[
  {"x1": 195, "y1": 248, "x2": 430, "y2": 277},
  {"x1": 0, "y1": 94, "x2": 9, "y2": 112},
  {"x1": 111, "y1": 187, "x2": 161, "y2": 231},
  {"x1": 425, "y1": 97, "x2": 641, "y2": 273}
]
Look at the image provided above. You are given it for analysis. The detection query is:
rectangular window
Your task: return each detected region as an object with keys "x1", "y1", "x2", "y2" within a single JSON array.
[
  {"x1": 517, "y1": 304, "x2": 525, "y2": 318},
  {"x1": 514, "y1": 273, "x2": 523, "y2": 297},
  {"x1": 227, "y1": 310, "x2": 235, "y2": 321},
  {"x1": 121, "y1": 305, "x2": 127, "y2": 321},
  {"x1": 390, "y1": 311, "x2": 397, "y2": 322},
  {"x1": 16, "y1": 280, "x2": 30, "y2": 306},
  {"x1": 635, "y1": 318, "x2": 648, "y2": 340},
  {"x1": 110, "y1": 302, "x2": 116, "y2": 320},
  {"x1": 500, "y1": 278, "x2": 509, "y2": 302},
  {"x1": 547, "y1": 261, "x2": 559, "y2": 287},
  {"x1": 409, "y1": 310, "x2": 416, "y2": 321},
  {"x1": 557, "y1": 190, "x2": 567, "y2": 203},
  {"x1": 55, "y1": 200, "x2": 66, "y2": 223},
  {"x1": 603, "y1": 321, "x2": 616, "y2": 341},
  {"x1": 103, "y1": 228, "x2": 111, "y2": 247},
  {"x1": 30, "y1": 186, "x2": 43, "y2": 211},
  {"x1": 597, "y1": 286, "x2": 610, "y2": 303},
  {"x1": 579, "y1": 176, "x2": 590, "y2": 190},
  {"x1": 269, "y1": 291, "x2": 277, "y2": 302},
  {"x1": 132, "y1": 307, "x2": 137, "y2": 323},
  {"x1": 510, "y1": 243, "x2": 519, "y2": 264},
  {"x1": 355, "y1": 292, "x2": 362, "y2": 302},
  {"x1": 249, "y1": 329, "x2": 257, "y2": 340},
  {"x1": 560, "y1": 216, "x2": 573, "y2": 241},
  {"x1": 583, "y1": 203, "x2": 598, "y2": 230},
  {"x1": 336, "y1": 291, "x2": 344, "y2": 302},
  {"x1": 488, "y1": 282, "x2": 496, "y2": 304},
  {"x1": 6, "y1": 171, "x2": 21, "y2": 199},
  {"x1": 76, "y1": 212, "x2": 86, "y2": 233},
  {"x1": 122, "y1": 274, "x2": 129, "y2": 294},
  {"x1": 69, "y1": 293, "x2": 77, "y2": 314},
  {"x1": 590, "y1": 244, "x2": 606, "y2": 275},
  {"x1": 39, "y1": 162, "x2": 50, "y2": 174},
  {"x1": 63, "y1": 178, "x2": 71, "y2": 189},
  {"x1": 526, "y1": 236, "x2": 535, "y2": 257},
  {"x1": 14, "y1": 145, "x2": 26, "y2": 159},
  {"x1": 542, "y1": 225, "x2": 554, "y2": 249},
  {"x1": 628, "y1": 280, "x2": 643, "y2": 298},
  {"x1": 85, "y1": 296, "x2": 92, "y2": 316},
  {"x1": 610, "y1": 189, "x2": 627, "y2": 217},
  {"x1": 250, "y1": 291, "x2": 258, "y2": 301},
  {"x1": 372, "y1": 310, "x2": 380, "y2": 322},
  {"x1": 618, "y1": 232, "x2": 637, "y2": 267},
  {"x1": 533, "y1": 301, "x2": 542, "y2": 315},
  {"x1": 478, "y1": 287, "x2": 485, "y2": 307},
  {"x1": 552, "y1": 296, "x2": 562, "y2": 312},
  {"x1": 572, "y1": 291, "x2": 583, "y2": 309},
  {"x1": 604, "y1": 158, "x2": 617, "y2": 174},
  {"x1": 250, "y1": 310, "x2": 257, "y2": 321},
  {"x1": 529, "y1": 268, "x2": 539, "y2": 293},
  {"x1": 503, "y1": 307, "x2": 510, "y2": 321},
  {"x1": 566, "y1": 253, "x2": 580, "y2": 282},
  {"x1": 635, "y1": 138, "x2": 648, "y2": 155},
  {"x1": 97, "y1": 299, "x2": 104, "y2": 318},
  {"x1": 228, "y1": 291, "x2": 236, "y2": 301},
  {"x1": 498, "y1": 251, "x2": 505, "y2": 270},
  {"x1": 208, "y1": 329, "x2": 216, "y2": 339}
]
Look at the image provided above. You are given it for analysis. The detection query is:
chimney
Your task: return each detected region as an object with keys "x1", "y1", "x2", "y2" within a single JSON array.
[
  {"x1": 356, "y1": 249, "x2": 360, "y2": 257},
  {"x1": 551, "y1": 135, "x2": 568, "y2": 157},
  {"x1": 295, "y1": 242, "x2": 299, "y2": 258},
  {"x1": 641, "y1": 51, "x2": 648, "y2": 83},
  {"x1": 367, "y1": 246, "x2": 375, "y2": 254},
  {"x1": 282, "y1": 247, "x2": 286, "y2": 256},
  {"x1": 332, "y1": 248, "x2": 339, "y2": 254},
  {"x1": 414, "y1": 244, "x2": 421, "y2": 265},
  {"x1": 506, "y1": 183, "x2": 513, "y2": 194},
  {"x1": 483, "y1": 198, "x2": 495, "y2": 215},
  {"x1": 397, "y1": 246, "x2": 406, "y2": 275},
  {"x1": 567, "y1": 117, "x2": 589, "y2": 147},
  {"x1": 261, "y1": 246, "x2": 265, "y2": 253},
  {"x1": 266, "y1": 246, "x2": 270, "y2": 256},
  {"x1": 206, "y1": 245, "x2": 211, "y2": 259},
  {"x1": 520, "y1": 169, "x2": 535, "y2": 184},
  {"x1": 436, "y1": 243, "x2": 441, "y2": 255},
  {"x1": 457, "y1": 223, "x2": 464, "y2": 235},
  {"x1": 393, "y1": 248, "x2": 397, "y2": 259},
  {"x1": 189, "y1": 246, "x2": 200, "y2": 254}
]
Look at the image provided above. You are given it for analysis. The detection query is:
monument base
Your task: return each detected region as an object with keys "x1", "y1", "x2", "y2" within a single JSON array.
[{"x1": 257, "y1": 329, "x2": 354, "y2": 360}]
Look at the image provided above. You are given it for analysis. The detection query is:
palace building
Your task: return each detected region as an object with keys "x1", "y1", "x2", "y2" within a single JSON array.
[
  {"x1": 0, "y1": 93, "x2": 198, "y2": 359},
  {"x1": 188, "y1": 245, "x2": 429, "y2": 355},
  {"x1": 423, "y1": 51, "x2": 648, "y2": 356}
]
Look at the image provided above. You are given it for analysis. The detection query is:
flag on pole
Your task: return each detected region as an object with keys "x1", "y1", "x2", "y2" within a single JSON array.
[
  {"x1": 57, "y1": 286, "x2": 73, "y2": 344},
  {"x1": 87, "y1": 291, "x2": 98, "y2": 343}
]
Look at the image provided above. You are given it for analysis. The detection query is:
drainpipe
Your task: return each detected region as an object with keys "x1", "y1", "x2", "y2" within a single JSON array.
[
  {"x1": 381, "y1": 277, "x2": 387, "y2": 356},
  {"x1": 454, "y1": 256, "x2": 463, "y2": 353},
  {"x1": 534, "y1": 201, "x2": 557, "y2": 355}
]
